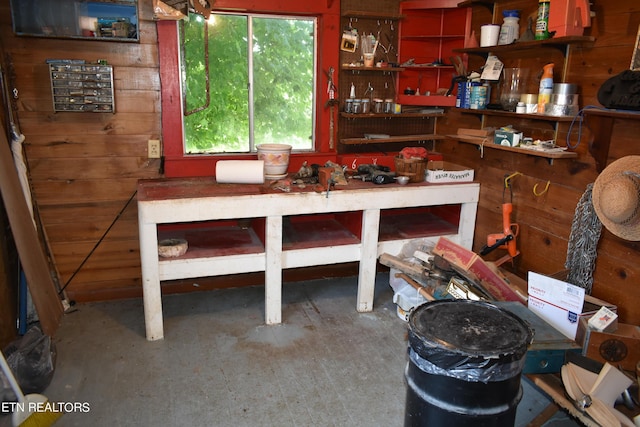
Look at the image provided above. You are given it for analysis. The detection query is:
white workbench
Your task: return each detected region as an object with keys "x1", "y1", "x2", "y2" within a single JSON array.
[{"x1": 137, "y1": 177, "x2": 479, "y2": 340}]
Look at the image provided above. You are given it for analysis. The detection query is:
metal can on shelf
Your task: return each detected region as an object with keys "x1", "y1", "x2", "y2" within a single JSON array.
[{"x1": 469, "y1": 84, "x2": 487, "y2": 110}]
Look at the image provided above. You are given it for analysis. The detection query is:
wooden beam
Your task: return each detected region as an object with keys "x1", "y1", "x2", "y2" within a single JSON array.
[{"x1": 0, "y1": 125, "x2": 63, "y2": 336}]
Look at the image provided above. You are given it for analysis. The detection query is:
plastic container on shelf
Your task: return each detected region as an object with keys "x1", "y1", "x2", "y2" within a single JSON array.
[{"x1": 498, "y1": 10, "x2": 520, "y2": 45}]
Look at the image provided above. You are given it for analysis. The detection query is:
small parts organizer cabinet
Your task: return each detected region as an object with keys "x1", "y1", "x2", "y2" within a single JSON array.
[
  {"x1": 49, "y1": 61, "x2": 115, "y2": 112},
  {"x1": 137, "y1": 178, "x2": 480, "y2": 340}
]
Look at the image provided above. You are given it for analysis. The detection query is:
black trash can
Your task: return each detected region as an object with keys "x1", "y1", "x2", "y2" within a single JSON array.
[{"x1": 404, "y1": 299, "x2": 533, "y2": 427}]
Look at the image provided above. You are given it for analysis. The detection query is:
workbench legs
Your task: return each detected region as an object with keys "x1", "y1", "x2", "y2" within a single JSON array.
[
  {"x1": 357, "y1": 209, "x2": 380, "y2": 312},
  {"x1": 139, "y1": 221, "x2": 165, "y2": 341},
  {"x1": 265, "y1": 215, "x2": 283, "y2": 325}
]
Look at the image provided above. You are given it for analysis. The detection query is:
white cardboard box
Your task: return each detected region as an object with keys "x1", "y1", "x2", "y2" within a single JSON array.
[{"x1": 425, "y1": 161, "x2": 474, "y2": 183}]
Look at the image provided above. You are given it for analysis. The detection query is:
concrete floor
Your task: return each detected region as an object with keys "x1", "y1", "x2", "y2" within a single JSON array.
[{"x1": 3, "y1": 273, "x2": 583, "y2": 426}]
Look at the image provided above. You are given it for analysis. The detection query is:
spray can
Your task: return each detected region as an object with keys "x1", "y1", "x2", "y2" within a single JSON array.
[
  {"x1": 537, "y1": 63, "x2": 554, "y2": 114},
  {"x1": 535, "y1": 0, "x2": 551, "y2": 40}
]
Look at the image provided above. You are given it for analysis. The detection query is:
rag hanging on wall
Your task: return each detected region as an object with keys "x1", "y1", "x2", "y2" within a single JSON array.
[{"x1": 564, "y1": 155, "x2": 640, "y2": 293}]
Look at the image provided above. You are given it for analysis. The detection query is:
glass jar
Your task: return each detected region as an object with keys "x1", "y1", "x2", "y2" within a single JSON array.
[
  {"x1": 352, "y1": 99, "x2": 362, "y2": 114},
  {"x1": 373, "y1": 98, "x2": 383, "y2": 113},
  {"x1": 361, "y1": 98, "x2": 370, "y2": 114},
  {"x1": 383, "y1": 98, "x2": 394, "y2": 114},
  {"x1": 499, "y1": 68, "x2": 529, "y2": 112},
  {"x1": 344, "y1": 98, "x2": 354, "y2": 114}
]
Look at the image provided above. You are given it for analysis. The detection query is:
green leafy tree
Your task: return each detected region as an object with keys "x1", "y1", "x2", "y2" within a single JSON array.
[{"x1": 182, "y1": 14, "x2": 315, "y2": 154}]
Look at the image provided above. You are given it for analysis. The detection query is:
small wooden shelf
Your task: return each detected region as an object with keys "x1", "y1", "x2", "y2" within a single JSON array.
[
  {"x1": 340, "y1": 112, "x2": 444, "y2": 119},
  {"x1": 397, "y1": 94, "x2": 457, "y2": 107},
  {"x1": 402, "y1": 64, "x2": 456, "y2": 70},
  {"x1": 448, "y1": 134, "x2": 578, "y2": 163},
  {"x1": 457, "y1": 108, "x2": 582, "y2": 123},
  {"x1": 379, "y1": 211, "x2": 458, "y2": 241},
  {"x1": 583, "y1": 108, "x2": 640, "y2": 172},
  {"x1": 342, "y1": 10, "x2": 404, "y2": 20},
  {"x1": 457, "y1": 0, "x2": 510, "y2": 7},
  {"x1": 158, "y1": 226, "x2": 265, "y2": 259},
  {"x1": 341, "y1": 134, "x2": 445, "y2": 145},
  {"x1": 582, "y1": 108, "x2": 640, "y2": 120},
  {"x1": 454, "y1": 36, "x2": 596, "y2": 56},
  {"x1": 341, "y1": 66, "x2": 405, "y2": 72}
]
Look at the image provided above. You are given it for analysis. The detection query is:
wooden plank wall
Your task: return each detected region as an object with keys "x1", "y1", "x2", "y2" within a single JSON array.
[
  {"x1": 438, "y1": 0, "x2": 640, "y2": 324},
  {"x1": 0, "y1": 0, "x2": 162, "y2": 302},
  {"x1": 0, "y1": 0, "x2": 637, "y2": 327}
]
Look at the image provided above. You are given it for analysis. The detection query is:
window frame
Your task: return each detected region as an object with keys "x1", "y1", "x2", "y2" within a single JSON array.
[
  {"x1": 157, "y1": 1, "x2": 340, "y2": 177},
  {"x1": 182, "y1": 12, "x2": 318, "y2": 154}
]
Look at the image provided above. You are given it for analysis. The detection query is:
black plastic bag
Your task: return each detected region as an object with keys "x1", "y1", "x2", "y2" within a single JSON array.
[{"x1": 1, "y1": 325, "x2": 56, "y2": 400}]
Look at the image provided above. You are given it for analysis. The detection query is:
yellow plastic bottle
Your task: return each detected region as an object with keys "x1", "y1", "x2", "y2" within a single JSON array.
[{"x1": 537, "y1": 63, "x2": 554, "y2": 114}]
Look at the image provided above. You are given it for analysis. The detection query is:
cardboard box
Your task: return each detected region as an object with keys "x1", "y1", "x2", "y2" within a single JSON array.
[
  {"x1": 494, "y1": 129, "x2": 523, "y2": 147},
  {"x1": 575, "y1": 296, "x2": 618, "y2": 346},
  {"x1": 425, "y1": 161, "x2": 474, "y2": 183},
  {"x1": 584, "y1": 323, "x2": 640, "y2": 371}
]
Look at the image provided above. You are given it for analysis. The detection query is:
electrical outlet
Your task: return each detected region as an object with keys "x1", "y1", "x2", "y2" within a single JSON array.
[{"x1": 148, "y1": 139, "x2": 161, "y2": 159}]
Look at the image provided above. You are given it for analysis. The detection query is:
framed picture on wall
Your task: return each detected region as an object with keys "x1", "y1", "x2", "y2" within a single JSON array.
[{"x1": 631, "y1": 25, "x2": 640, "y2": 70}]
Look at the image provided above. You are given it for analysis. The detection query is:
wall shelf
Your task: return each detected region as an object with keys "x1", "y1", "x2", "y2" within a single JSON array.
[
  {"x1": 397, "y1": 94, "x2": 457, "y2": 107},
  {"x1": 456, "y1": 108, "x2": 581, "y2": 123},
  {"x1": 340, "y1": 112, "x2": 444, "y2": 119},
  {"x1": 341, "y1": 66, "x2": 405, "y2": 73},
  {"x1": 448, "y1": 134, "x2": 578, "y2": 164},
  {"x1": 397, "y1": 1, "x2": 471, "y2": 108},
  {"x1": 583, "y1": 108, "x2": 640, "y2": 172},
  {"x1": 456, "y1": 0, "x2": 527, "y2": 11},
  {"x1": 341, "y1": 134, "x2": 445, "y2": 145},
  {"x1": 456, "y1": 108, "x2": 581, "y2": 143},
  {"x1": 454, "y1": 36, "x2": 596, "y2": 57},
  {"x1": 403, "y1": 64, "x2": 455, "y2": 69}
]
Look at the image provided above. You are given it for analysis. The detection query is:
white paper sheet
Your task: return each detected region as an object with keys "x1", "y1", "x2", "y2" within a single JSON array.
[{"x1": 527, "y1": 271, "x2": 585, "y2": 340}]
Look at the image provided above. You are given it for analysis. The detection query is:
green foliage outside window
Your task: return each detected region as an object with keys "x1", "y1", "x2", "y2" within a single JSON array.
[{"x1": 181, "y1": 13, "x2": 316, "y2": 154}]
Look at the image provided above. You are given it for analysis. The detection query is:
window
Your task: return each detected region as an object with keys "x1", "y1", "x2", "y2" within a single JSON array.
[{"x1": 181, "y1": 12, "x2": 316, "y2": 154}]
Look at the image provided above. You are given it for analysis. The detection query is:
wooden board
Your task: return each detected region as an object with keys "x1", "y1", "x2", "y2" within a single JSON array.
[{"x1": 0, "y1": 125, "x2": 63, "y2": 336}]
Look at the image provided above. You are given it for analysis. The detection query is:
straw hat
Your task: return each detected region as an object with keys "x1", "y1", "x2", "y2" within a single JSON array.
[{"x1": 592, "y1": 156, "x2": 640, "y2": 241}]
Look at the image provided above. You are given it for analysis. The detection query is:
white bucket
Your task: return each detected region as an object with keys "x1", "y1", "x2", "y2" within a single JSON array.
[{"x1": 256, "y1": 143, "x2": 292, "y2": 178}]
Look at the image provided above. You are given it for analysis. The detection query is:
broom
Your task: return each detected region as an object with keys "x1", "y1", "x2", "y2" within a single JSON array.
[{"x1": 0, "y1": 350, "x2": 62, "y2": 427}]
